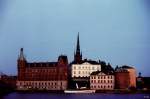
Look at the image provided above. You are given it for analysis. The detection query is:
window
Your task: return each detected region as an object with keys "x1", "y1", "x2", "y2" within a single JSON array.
[
  {"x1": 92, "y1": 67, "x2": 95, "y2": 70},
  {"x1": 74, "y1": 71, "x2": 76, "y2": 74},
  {"x1": 82, "y1": 71, "x2": 84, "y2": 74},
  {"x1": 74, "y1": 66, "x2": 76, "y2": 70},
  {"x1": 79, "y1": 71, "x2": 80, "y2": 74},
  {"x1": 79, "y1": 66, "x2": 81, "y2": 69}
]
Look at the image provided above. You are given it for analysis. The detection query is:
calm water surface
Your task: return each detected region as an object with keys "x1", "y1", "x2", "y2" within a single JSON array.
[{"x1": 1, "y1": 92, "x2": 150, "y2": 99}]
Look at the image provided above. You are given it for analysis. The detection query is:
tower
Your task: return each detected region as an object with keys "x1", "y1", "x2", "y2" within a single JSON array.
[
  {"x1": 74, "y1": 32, "x2": 82, "y2": 63},
  {"x1": 17, "y1": 48, "x2": 26, "y2": 80}
]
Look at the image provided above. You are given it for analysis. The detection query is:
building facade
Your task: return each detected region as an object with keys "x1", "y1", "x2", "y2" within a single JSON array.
[
  {"x1": 69, "y1": 33, "x2": 101, "y2": 89},
  {"x1": 90, "y1": 71, "x2": 115, "y2": 90},
  {"x1": 115, "y1": 66, "x2": 136, "y2": 89},
  {"x1": 72, "y1": 61, "x2": 101, "y2": 78},
  {"x1": 17, "y1": 48, "x2": 68, "y2": 90}
]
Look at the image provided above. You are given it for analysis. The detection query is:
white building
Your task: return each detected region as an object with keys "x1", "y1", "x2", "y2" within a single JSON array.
[
  {"x1": 71, "y1": 61, "x2": 101, "y2": 78},
  {"x1": 90, "y1": 71, "x2": 115, "y2": 90}
]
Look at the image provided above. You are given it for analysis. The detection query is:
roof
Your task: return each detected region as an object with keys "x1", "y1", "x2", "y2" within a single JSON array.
[
  {"x1": 91, "y1": 71, "x2": 101, "y2": 75},
  {"x1": 91, "y1": 71, "x2": 113, "y2": 75},
  {"x1": 26, "y1": 62, "x2": 57, "y2": 68},
  {"x1": 71, "y1": 59, "x2": 100, "y2": 65},
  {"x1": 115, "y1": 65, "x2": 134, "y2": 72},
  {"x1": 121, "y1": 65, "x2": 134, "y2": 69}
]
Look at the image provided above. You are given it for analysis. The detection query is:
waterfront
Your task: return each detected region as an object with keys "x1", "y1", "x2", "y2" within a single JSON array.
[{"x1": 1, "y1": 92, "x2": 150, "y2": 99}]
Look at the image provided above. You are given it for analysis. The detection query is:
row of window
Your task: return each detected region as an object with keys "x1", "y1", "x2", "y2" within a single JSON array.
[
  {"x1": 25, "y1": 69, "x2": 57, "y2": 73},
  {"x1": 91, "y1": 80, "x2": 113, "y2": 83},
  {"x1": 19, "y1": 82, "x2": 63, "y2": 86},
  {"x1": 73, "y1": 71, "x2": 90, "y2": 75},
  {"x1": 91, "y1": 85, "x2": 113, "y2": 89},
  {"x1": 91, "y1": 76, "x2": 113, "y2": 79},
  {"x1": 24, "y1": 85, "x2": 61, "y2": 89},
  {"x1": 73, "y1": 66, "x2": 100, "y2": 70}
]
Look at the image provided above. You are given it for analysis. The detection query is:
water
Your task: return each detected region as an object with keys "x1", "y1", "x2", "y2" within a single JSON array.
[{"x1": 1, "y1": 92, "x2": 150, "y2": 99}]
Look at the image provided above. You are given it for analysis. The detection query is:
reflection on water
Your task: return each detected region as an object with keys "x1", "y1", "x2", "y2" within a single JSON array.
[{"x1": 1, "y1": 92, "x2": 150, "y2": 99}]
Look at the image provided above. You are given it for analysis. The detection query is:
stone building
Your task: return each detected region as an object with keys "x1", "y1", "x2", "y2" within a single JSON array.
[
  {"x1": 115, "y1": 66, "x2": 136, "y2": 89},
  {"x1": 16, "y1": 48, "x2": 68, "y2": 90},
  {"x1": 90, "y1": 71, "x2": 115, "y2": 90}
]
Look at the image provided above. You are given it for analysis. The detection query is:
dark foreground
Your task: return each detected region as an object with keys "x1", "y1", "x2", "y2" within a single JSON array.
[{"x1": 1, "y1": 92, "x2": 150, "y2": 99}]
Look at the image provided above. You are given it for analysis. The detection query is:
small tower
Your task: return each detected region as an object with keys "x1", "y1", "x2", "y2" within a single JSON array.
[
  {"x1": 58, "y1": 55, "x2": 68, "y2": 66},
  {"x1": 17, "y1": 48, "x2": 26, "y2": 80},
  {"x1": 74, "y1": 32, "x2": 82, "y2": 63}
]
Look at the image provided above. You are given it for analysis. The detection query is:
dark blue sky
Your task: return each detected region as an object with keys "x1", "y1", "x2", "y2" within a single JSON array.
[{"x1": 0, "y1": 0, "x2": 150, "y2": 76}]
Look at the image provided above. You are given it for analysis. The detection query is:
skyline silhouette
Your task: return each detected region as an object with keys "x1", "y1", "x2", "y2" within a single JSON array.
[{"x1": 0, "y1": 0, "x2": 150, "y2": 76}]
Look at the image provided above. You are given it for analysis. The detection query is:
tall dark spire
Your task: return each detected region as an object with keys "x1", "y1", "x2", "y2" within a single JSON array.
[
  {"x1": 76, "y1": 32, "x2": 80, "y2": 53},
  {"x1": 18, "y1": 48, "x2": 26, "y2": 61},
  {"x1": 74, "y1": 32, "x2": 82, "y2": 63}
]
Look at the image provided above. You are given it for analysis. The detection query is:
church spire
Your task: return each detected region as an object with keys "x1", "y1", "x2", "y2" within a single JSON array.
[
  {"x1": 74, "y1": 32, "x2": 82, "y2": 63},
  {"x1": 18, "y1": 48, "x2": 26, "y2": 61},
  {"x1": 76, "y1": 32, "x2": 80, "y2": 53}
]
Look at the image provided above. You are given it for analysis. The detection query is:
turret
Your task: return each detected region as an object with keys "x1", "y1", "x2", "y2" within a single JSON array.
[
  {"x1": 17, "y1": 48, "x2": 26, "y2": 80},
  {"x1": 58, "y1": 55, "x2": 68, "y2": 66}
]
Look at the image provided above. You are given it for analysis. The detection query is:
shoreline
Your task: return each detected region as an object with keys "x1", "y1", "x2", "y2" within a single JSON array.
[
  {"x1": 1, "y1": 89, "x2": 150, "y2": 95},
  {"x1": 14, "y1": 89, "x2": 150, "y2": 94}
]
